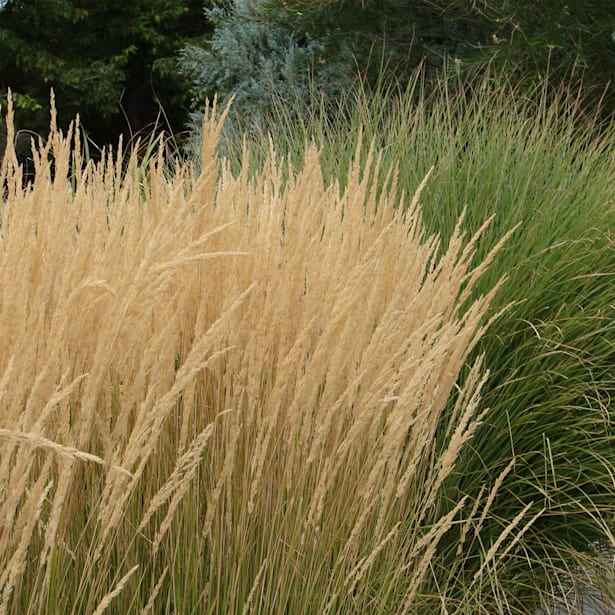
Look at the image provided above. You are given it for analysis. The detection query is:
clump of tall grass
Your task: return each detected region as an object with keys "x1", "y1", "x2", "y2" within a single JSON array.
[
  {"x1": 1, "y1": 83, "x2": 613, "y2": 614},
  {"x1": 220, "y1": 73, "x2": 615, "y2": 612}
]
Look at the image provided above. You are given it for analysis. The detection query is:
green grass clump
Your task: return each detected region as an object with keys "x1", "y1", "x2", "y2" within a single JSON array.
[{"x1": 223, "y1": 74, "x2": 615, "y2": 612}]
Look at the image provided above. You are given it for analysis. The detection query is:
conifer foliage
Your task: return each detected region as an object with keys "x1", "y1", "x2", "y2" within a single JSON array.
[
  {"x1": 0, "y1": 0, "x2": 211, "y2": 149},
  {"x1": 178, "y1": 0, "x2": 355, "y2": 150}
]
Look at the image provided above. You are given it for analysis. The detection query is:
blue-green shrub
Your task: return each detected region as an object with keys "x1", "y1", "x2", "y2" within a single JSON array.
[{"x1": 178, "y1": 0, "x2": 355, "y2": 160}]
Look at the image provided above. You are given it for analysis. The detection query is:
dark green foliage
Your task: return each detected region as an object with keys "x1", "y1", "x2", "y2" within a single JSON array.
[
  {"x1": 470, "y1": 1, "x2": 615, "y2": 115},
  {"x1": 0, "y1": 0, "x2": 212, "y2": 154},
  {"x1": 262, "y1": 0, "x2": 615, "y2": 115},
  {"x1": 262, "y1": 0, "x2": 489, "y2": 80}
]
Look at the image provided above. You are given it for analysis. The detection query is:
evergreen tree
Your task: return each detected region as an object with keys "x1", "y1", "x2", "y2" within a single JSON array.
[
  {"x1": 263, "y1": 0, "x2": 615, "y2": 113},
  {"x1": 178, "y1": 0, "x2": 355, "y2": 155},
  {"x1": 0, "y1": 0, "x2": 213, "y2": 153}
]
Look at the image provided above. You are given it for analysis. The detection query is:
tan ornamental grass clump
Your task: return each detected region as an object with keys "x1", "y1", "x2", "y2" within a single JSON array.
[{"x1": 0, "y1": 95, "x2": 521, "y2": 614}]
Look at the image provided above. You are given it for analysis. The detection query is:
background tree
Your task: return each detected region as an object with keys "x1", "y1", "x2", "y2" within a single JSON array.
[
  {"x1": 0, "y1": 0, "x2": 213, "y2": 161},
  {"x1": 177, "y1": 0, "x2": 614, "y2": 169},
  {"x1": 178, "y1": 0, "x2": 355, "y2": 157},
  {"x1": 260, "y1": 0, "x2": 615, "y2": 113}
]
